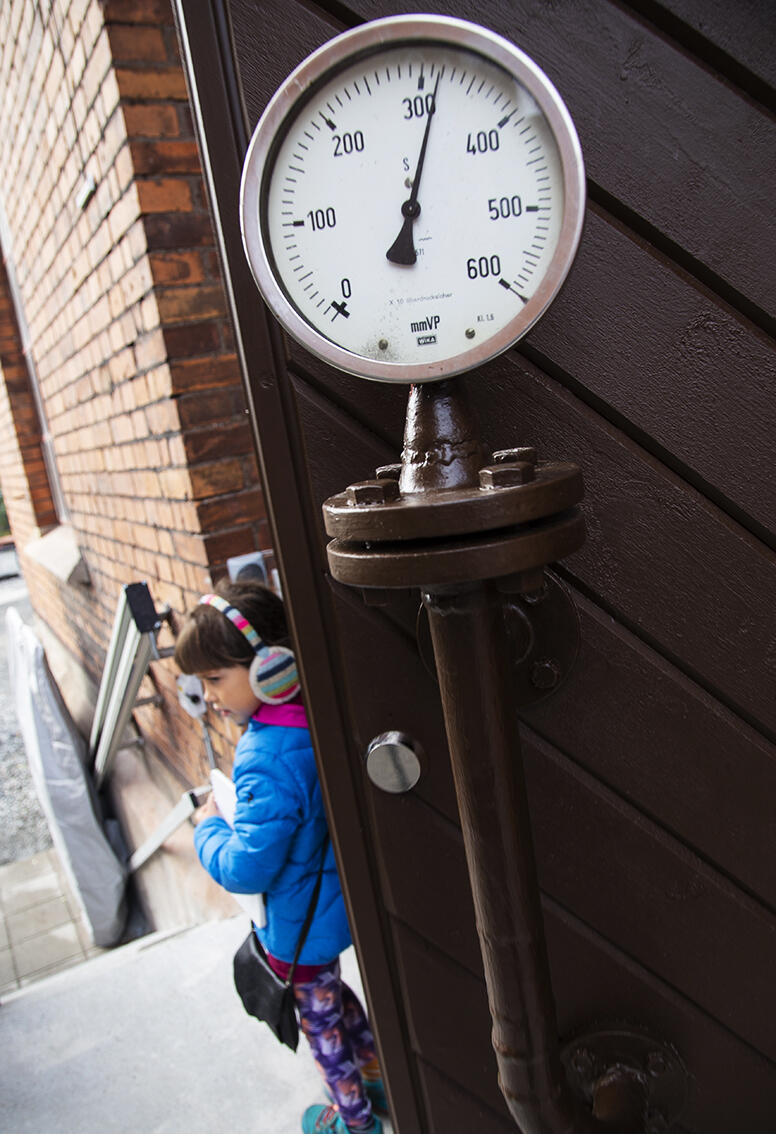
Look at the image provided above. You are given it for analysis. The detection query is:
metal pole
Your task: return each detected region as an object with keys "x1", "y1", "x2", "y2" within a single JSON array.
[{"x1": 423, "y1": 581, "x2": 599, "y2": 1134}]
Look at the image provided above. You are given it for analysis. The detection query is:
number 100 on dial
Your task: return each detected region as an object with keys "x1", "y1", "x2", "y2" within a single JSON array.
[{"x1": 241, "y1": 16, "x2": 585, "y2": 384}]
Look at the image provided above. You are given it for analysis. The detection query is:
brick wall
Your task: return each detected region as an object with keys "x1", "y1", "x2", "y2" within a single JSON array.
[
  {"x1": 0, "y1": 255, "x2": 59, "y2": 548},
  {"x1": 0, "y1": 0, "x2": 270, "y2": 785}
]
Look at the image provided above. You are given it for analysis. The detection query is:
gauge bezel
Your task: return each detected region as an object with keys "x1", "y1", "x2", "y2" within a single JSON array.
[{"x1": 240, "y1": 14, "x2": 585, "y2": 384}]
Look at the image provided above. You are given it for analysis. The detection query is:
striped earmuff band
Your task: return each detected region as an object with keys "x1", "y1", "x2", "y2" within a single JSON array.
[{"x1": 199, "y1": 593, "x2": 300, "y2": 705}]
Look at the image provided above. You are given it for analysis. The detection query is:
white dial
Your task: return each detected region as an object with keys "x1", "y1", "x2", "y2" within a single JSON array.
[{"x1": 241, "y1": 16, "x2": 585, "y2": 383}]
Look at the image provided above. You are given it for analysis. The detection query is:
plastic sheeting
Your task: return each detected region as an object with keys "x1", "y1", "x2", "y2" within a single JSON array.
[{"x1": 6, "y1": 608, "x2": 127, "y2": 946}]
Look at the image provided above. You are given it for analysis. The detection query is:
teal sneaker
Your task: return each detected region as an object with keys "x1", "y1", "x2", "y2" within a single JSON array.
[
  {"x1": 301, "y1": 1104, "x2": 383, "y2": 1133},
  {"x1": 364, "y1": 1079, "x2": 388, "y2": 1117}
]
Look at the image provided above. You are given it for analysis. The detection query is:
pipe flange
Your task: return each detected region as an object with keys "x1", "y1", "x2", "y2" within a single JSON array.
[
  {"x1": 327, "y1": 507, "x2": 584, "y2": 588},
  {"x1": 323, "y1": 461, "x2": 583, "y2": 543}
]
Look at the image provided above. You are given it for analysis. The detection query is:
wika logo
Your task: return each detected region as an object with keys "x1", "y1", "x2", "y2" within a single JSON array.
[{"x1": 410, "y1": 314, "x2": 440, "y2": 346}]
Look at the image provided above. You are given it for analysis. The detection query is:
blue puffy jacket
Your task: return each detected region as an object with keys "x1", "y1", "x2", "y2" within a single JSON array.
[{"x1": 194, "y1": 704, "x2": 352, "y2": 965}]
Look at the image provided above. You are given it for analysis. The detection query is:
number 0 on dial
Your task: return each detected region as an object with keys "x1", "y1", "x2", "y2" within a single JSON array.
[{"x1": 240, "y1": 15, "x2": 585, "y2": 383}]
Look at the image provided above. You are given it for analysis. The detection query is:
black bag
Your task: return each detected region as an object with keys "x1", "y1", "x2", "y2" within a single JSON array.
[
  {"x1": 233, "y1": 931, "x2": 300, "y2": 1049},
  {"x1": 232, "y1": 837, "x2": 328, "y2": 1051}
]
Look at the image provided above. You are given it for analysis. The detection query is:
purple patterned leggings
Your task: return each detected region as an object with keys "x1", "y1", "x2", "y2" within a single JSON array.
[{"x1": 292, "y1": 960, "x2": 377, "y2": 1131}]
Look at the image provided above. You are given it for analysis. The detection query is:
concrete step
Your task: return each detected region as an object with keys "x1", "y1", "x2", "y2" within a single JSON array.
[{"x1": 1, "y1": 917, "x2": 390, "y2": 1133}]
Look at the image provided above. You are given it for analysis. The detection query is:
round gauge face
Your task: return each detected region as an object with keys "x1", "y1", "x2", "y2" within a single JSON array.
[{"x1": 241, "y1": 15, "x2": 585, "y2": 383}]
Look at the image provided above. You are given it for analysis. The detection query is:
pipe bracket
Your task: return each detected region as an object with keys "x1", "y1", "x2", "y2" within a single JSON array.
[
  {"x1": 416, "y1": 569, "x2": 580, "y2": 705},
  {"x1": 561, "y1": 1028, "x2": 688, "y2": 1132}
]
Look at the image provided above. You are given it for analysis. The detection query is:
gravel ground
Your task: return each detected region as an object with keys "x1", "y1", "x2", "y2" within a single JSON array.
[{"x1": 0, "y1": 561, "x2": 53, "y2": 864}]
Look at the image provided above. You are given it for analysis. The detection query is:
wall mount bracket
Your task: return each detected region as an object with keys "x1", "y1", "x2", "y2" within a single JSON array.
[
  {"x1": 416, "y1": 567, "x2": 580, "y2": 706},
  {"x1": 561, "y1": 1027, "x2": 688, "y2": 1132}
]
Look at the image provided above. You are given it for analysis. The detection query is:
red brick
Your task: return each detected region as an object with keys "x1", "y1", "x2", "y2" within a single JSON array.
[
  {"x1": 169, "y1": 354, "x2": 240, "y2": 393},
  {"x1": 196, "y1": 488, "x2": 263, "y2": 531},
  {"x1": 136, "y1": 178, "x2": 193, "y2": 214},
  {"x1": 143, "y1": 212, "x2": 213, "y2": 250},
  {"x1": 106, "y1": 25, "x2": 167, "y2": 63},
  {"x1": 183, "y1": 422, "x2": 253, "y2": 464},
  {"x1": 189, "y1": 459, "x2": 244, "y2": 500},
  {"x1": 177, "y1": 388, "x2": 246, "y2": 429},
  {"x1": 148, "y1": 250, "x2": 207, "y2": 285},
  {"x1": 115, "y1": 67, "x2": 189, "y2": 102},
  {"x1": 156, "y1": 284, "x2": 226, "y2": 324},
  {"x1": 123, "y1": 103, "x2": 180, "y2": 139},
  {"x1": 101, "y1": 1, "x2": 174, "y2": 23},
  {"x1": 204, "y1": 527, "x2": 257, "y2": 565},
  {"x1": 162, "y1": 321, "x2": 221, "y2": 360},
  {"x1": 129, "y1": 139, "x2": 200, "y2": 176}
]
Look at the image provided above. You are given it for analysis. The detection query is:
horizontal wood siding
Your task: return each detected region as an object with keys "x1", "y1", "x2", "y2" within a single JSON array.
[{"x1": 218, "y1": 0, "x2": 776, "y2": 1127}]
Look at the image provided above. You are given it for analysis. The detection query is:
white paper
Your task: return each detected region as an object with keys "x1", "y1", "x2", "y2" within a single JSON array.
[{"x1": 210, "y1": 768, "x2": 266, "y2": 927}]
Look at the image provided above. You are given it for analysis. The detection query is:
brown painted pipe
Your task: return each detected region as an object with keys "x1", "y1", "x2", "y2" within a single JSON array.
[{"x1": 423, "y1": 581, "x2": 600, "y2": 1133}]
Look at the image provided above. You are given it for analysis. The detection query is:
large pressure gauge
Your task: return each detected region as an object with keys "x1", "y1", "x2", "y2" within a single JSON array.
[{"x1": 240, "y1": 15, "x2": 585, "y2": 384}]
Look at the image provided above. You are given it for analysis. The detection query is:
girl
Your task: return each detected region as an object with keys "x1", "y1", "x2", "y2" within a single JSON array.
[{"x1": 174, "y1": 579, "x2": 386, "y2": 1134}]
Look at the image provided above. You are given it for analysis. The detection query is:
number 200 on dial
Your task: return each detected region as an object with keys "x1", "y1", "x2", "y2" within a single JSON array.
[{"x1": 240, "y1": 16, "x2": 585, "y2": 384}]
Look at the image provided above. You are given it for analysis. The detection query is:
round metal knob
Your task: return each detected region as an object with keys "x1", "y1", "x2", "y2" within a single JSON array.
[{"x1": 365, "y1": 732, "x2": 422, "y2": 794}]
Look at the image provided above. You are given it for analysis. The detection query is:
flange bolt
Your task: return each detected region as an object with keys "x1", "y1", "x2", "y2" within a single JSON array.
[
  {"x1": 530, "y1": 657, "x2": 561, "y2": 690},
  {"x1": 346, "y1": 479, "x2": 401, "y2": 505},
  {"x1": 375, "y1": 464, "x2": 402, "y2": 481},
  {"x1": 570, "y1": 1046, "x2": 595, "y2": 1080},
  {"x1": 493, "y1": 446, "x2": 537, "y2": 468},
  {"x1": 646, "y1": 1051, "x2": 668, "y2": 1078},
  {"x1": 479, "y1": 460, "x2": 535, "y2": 489},
  {"x1": 646, "y1": 1108, "x2": 669, "y2": 1134}
]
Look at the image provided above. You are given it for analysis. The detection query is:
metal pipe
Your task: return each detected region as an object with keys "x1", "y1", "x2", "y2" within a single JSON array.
[{"x1": 423, "y1": 580, "x2": 599, "y2": 1134}]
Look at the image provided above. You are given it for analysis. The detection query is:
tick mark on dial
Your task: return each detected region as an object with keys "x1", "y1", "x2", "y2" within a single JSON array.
[
  {"x1": 329, "y1": 299, "x2": 351, "y2": 320},
  {"x1": 499, "y1": 279, "x2": 530, "y2": 303}
]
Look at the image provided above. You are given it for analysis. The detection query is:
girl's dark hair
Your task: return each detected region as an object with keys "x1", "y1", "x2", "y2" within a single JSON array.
[{"x1": 174, "y1": 579, "x2": 289, "y2": 675}]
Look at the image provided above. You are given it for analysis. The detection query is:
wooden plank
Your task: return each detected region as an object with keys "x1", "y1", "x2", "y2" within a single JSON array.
[
  {"x1": 393, "y1": 913, "x2": 776, "y2": 1132},
  {"x1": 227, "y1": 0, "x2": 341, "y2": 128},
  {"x1": 523, "y1": 588, "x2": 776, "y2": 909},
  {"x1": 344, "y1": 0, "x2": 776, "y2": 316},
  {"x1": 477, "y1": 352, "x2": 776, "y2": 740},
  {"x1": 372, "y1": 756, "x2": 776, "y2": 1064},
  {"x1": 546, "y1": 898, "x2": 776, "y2": 1133},
  {"x1": 628, "y1": 0, "x2": 776, "y2": 93},
  {"x1": 526, "y1": 204, "x2": 776, "y2": 539},
  {"x1": 526, "y1": 729, "x2": 776, "y2": 1060},
  {"x1": 417, "y1": 1058, "x2": 515, "y2": 1134},
  {"x1": 368, "y1": 739, "x2": 776, "y2": 1059},
  {"x1": 390, "y1": 921, "x2": 506, "y2": 1115}
]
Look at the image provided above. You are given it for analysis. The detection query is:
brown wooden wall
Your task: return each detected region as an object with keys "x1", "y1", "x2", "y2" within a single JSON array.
[{"x1": 176, "y1": 1, "x2": 776, "y2": 1130}]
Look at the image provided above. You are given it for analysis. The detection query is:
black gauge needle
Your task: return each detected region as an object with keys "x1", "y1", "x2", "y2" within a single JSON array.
[{"x1": 386, "y1": 73, "x2": 441, "y2": 265}]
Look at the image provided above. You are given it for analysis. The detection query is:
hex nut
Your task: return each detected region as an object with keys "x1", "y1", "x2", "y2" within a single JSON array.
[
  {"x1": 479, "y1": 461, "x2": 535, "y2": 489},
  {"x1": 493, "y1": 446, "x2": 537, "y2": 467},
  {"x1": 375, "y1": 464, "x2": 402, "y2": 481},
  {"x1": 646, "y1": 1109, "x2": 669, "y2": 1134},
  {"x1": 571, "y1": 1047, "x2": 595, "y2": 1079},
  {"x1": 530, "y1": 657, "x2": 561, "y2": 690},
  {"x1": 346, "y1": 479, "x2": 401, "y2": 505},
  {"x1": 646, "y1": 1051, "x2": 669, "y2": 1078}
]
